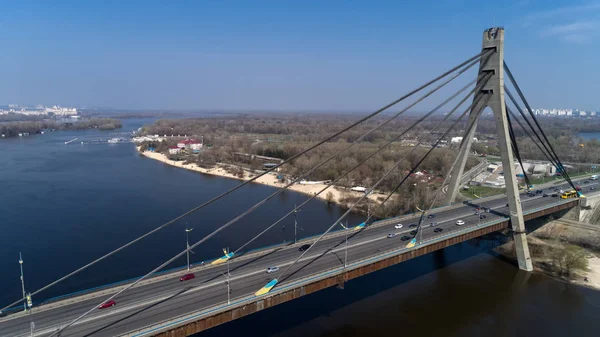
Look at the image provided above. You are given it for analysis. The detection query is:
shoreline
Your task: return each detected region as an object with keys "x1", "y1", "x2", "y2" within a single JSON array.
[{"x1": 138, "y1": 148, "x2": 378, "y2": 205}]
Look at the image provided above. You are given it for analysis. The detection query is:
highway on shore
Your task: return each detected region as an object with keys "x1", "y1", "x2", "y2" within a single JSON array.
[{"x1": 1, "y1": 177, "x2": 596, "y2": 337}]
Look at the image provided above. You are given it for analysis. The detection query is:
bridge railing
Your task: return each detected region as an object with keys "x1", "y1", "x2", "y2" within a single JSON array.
[{"x1": 123, "y1": 197, "x2": 578, "y2": 337}]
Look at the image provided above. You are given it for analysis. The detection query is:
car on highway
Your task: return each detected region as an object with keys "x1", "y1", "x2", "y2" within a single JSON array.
[
  {"x1": 409, "y1": 224, "x2": 418, "y2": 228},
  {"x1": 410, "y1": 230, "x2": 418, "y2": 236},
  {"x1": 576, "y1": 186, "x2": 582, "y2": 191},
  {"x1": 387, "y1": 233, "x2": 397, "y2": 238},
  {"x1": 299, "y1": 244, "x2": 311, "y2": 251},
  {"x1": 551, "y1": 193, "x2": 558, "y2": 197},
  {"x1": 543, "y1": 193, "x2": 549, "y2": 197},
  {"x1": 527, "y1": 192, "x2": 535, "y2": 197},
  {"x1": 584, "y1": 180, "x2": 590, "y2": 184},
  {"x1": 506, "y1": 203, "x2": 509, "y2": 207},
  {"x1": 591, "y1": 186, "x2": 596, "y2": 190},
  {"x1": 484, "y1": 208, "x2": 490, "y2": 213},
  {"x1": 434, "y1": 228, "x2": 443, "y2": 233},
  {"x1": 98, "y1": 300, "x2": 116, "y2": 309},
  {"x1": 479, "y1": 214, "x2": 486, "y2": 219},
  {"x1": 266, "y1": 266, "x2": 279, "y2": 273},
  {"x1": 429, "y1": 222, "x2": 438, "y2": 227},
  {"x1": 180, "y1": 273, "x2": 195, "y2": 282},
  {"x1": 456, "y1": 220, "x2": 465, "y2": 226},
  {"x1": 401, "y1": 235, "x2": 411, "y2": 241},
  {"x1": 394, "y1": 224, "x2": 403, "y2": 229},
  {"x1": 427, "y1": 214, "x2": 435, "y2": 219}
]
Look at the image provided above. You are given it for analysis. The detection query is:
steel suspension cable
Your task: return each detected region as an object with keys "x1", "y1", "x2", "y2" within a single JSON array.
[
  {"x1": 3, "y1": 50, "x2": 493, "y2": 315},
  {"x1": 504, "y1": 62, "x2": 578, "y2": 191},
  {"x1": 44, "y1": 53, "x2": 492, "y2": 335},
  {"x1": 506, "y1": 107, "x2": 556, "y2": 166},
  {"x1": 273, "y1": 90, "x2": 485, "y2": 288},
  {"x1": 233, "y1": 73, "x2": 492, "y2": 256},
  {"x1": 505, "y1": 88, "x2": 574, "y2": 186},
  {"x1": 421, "y1": 92, "x2": 489, "y2": 217},
  {"x1": 507, "y1": 110, "x2": 532, "y2": 188}
]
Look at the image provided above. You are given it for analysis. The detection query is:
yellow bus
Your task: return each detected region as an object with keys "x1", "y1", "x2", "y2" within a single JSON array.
[{"x1": 561, "y1": 190, "x2": 578, "y2": 199}]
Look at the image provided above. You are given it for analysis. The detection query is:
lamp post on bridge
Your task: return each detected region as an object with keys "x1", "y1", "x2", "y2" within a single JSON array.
[
  {"x1": 19, "y1": 252, "x2": 26, "y2": 312},
  {"x1": 185, "y1": 225, "x2": 194, "y2": 271},
  {"x1": 222, "y1": 247, "x2": 231, "y2": 305},
  {"x1": 339, "y1": 222, "x2": 348, "y2": 269},
  {"x1": 293, "y1": 204, "x2": 303, "y2": 244}
]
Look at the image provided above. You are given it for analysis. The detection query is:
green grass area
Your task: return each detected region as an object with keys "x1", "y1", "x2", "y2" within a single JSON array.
[{"x1": 459, "y1": 185, "x2": 505, "y2": 199}]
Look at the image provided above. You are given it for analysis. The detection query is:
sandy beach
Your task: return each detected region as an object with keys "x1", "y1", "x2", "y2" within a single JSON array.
[{"x1": 139, "y1": 149, "x2": 378, "y2": 204}]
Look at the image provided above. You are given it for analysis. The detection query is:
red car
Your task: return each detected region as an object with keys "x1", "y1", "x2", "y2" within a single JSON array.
[
  {"x1": 576, "y1": 186, "x2": 582, "y2": 191},
  {"x1": 180, "y1": 273, "x2": 195, "y2": 282},
  {"x1": 98, "y1": 300, "x2": 116, "y2": 309}
]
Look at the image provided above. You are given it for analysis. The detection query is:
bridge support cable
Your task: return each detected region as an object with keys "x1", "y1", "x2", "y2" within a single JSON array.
[
  {"x1": 377, "y1": 84, "x2": 490, "y2": 217},
  {"x1": 415, "y1": 93, "x2": 490, "y2": 240},
  {"x1": 42, "y1": 55, "x2": 491, "y2": 336},
  {"x1": 506, "y1": 110, "x2": 532, "y2": 188},
  {"x1": 233, "y1": 73, "x2": 493, "y2": 257},
  {"x1": 411, "y1": 96, "x2": 491, "y2": 242},
  {"x1": 261, "y1": 90, "x2": 490, "y2": 296},
  {"x1": 504, "y1": 87, "x2": 576, "y2": 189},
  {"x1": 506, "y1": 107, "x2": 558, "y2": 170},
  {"x1": 504, "y1": 62, "x2": 579, "y2": 192},
  {"x1": 1, "y1": 51, "x2": 492, "y2": 315}
]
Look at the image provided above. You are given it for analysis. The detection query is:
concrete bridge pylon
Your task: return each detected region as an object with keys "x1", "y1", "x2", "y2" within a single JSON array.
[{"x1": 444, "y1": 27, "x2": 533, "y2": 271}]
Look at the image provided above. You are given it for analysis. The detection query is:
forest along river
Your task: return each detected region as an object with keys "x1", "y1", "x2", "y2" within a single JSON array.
[{"x1": 0, "y1": 118, "x2": 599, "y2": 337}]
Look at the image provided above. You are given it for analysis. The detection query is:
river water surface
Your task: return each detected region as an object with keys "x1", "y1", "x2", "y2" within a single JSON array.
[{"x1": 1, "y1": 119, "x2": 599, "y2": 336}]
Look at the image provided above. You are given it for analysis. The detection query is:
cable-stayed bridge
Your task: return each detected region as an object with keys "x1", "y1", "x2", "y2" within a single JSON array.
[{"x1": 0, "y1": 28, "x2": 593, "y2": 337}]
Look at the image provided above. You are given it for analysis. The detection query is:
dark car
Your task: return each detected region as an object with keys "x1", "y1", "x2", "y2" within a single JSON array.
[
  {"x1": 434, "y1": 228, "x2": 443, "y2": 233},
  {"x1": 299, "y1": 244, "x2": 311, "y2": 252},
  {"x1": 427, "y1": 214, "x2": 435, "y2": 219},
  {"x1": 410, "y1": 230, "x2": 418, "y2": 236},
  {"x1": 543, "y1": 193, "x2": 549, "y2": 197},
  {"x1": 401, "y1": 235, "x2": 411, "y2": 241},
  {"x1": 506, "y1": 203, "x2": 509, "y2": 207},
  {"x1": 409, "y1": 224, "x2": 418, "y2": 228},
  {"x1": 180, "y1": 273, "x2": 195, "y2": 282},
  {"x1": 552, "y1": 193, "x2": 558, "y2": 197},
  {"x1": 479, "y1": 214, "x2": 486, "y2": 219},
  {"x1": 527, "y1": 193, "x2": 535, "y2": 197},
  {"x1": 584, "y1": 180, "x2": 590, "y2": 184}
]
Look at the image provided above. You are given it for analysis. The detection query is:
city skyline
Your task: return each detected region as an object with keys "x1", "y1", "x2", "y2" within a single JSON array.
[{"x1": 1, "y1": 0, "x2": 599, "y2": 111}]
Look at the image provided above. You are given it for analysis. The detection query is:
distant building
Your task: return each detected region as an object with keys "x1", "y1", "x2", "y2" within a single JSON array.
[
  {"x1": 168, "y1": 147, "x2": 182, "y2": 155},
  {"x1": 451, "y1": 137, "x2": 477, "y2": 144}
]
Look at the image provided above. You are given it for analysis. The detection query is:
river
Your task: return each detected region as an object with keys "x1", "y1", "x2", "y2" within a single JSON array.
[{"x1": 1, "y1": 119, "x2": 599, "y2": 336}]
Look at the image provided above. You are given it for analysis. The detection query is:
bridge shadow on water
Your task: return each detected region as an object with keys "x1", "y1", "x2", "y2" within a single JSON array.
[{"x1": 197, "y1": 231, "x2": 515, "y2": 337}]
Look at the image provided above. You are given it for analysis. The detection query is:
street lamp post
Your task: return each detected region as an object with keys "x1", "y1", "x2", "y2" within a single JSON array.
[
  {"x1": 223, "y1": 247, "x2": 231, "y2": 305},
  {"x1": 340, "y1": 223, "x2": 348, "y2": 268},
  {"x1": 293, "y1": 204, "x2": 302, "y2": 244},
  {"x1": 185, "y1": 226, "x2": 194, "y2": 271},
  {"x1": 19, "y1": 252, "x2": 26, "y2": 312}
]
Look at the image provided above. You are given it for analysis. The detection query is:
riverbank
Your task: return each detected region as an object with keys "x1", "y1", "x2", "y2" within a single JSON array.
[
  {"x1": 495, "y1": 218, "x2": 600, "y2": 290},
  {"x1": 138, "y1": 149, "x2": 379, "y2": 205}
]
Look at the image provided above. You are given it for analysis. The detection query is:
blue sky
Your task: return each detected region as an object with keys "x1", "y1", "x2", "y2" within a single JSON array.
[{"x1": 0, "y1": 0, "x2": 598, "y2": 111}]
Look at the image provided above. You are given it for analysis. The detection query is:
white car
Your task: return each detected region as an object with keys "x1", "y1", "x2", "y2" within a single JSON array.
[
  {"x1": 387, "y1": 233, "x2": 397, "y2": 238},
  {"x1": 456, "y1": 220, "x2": 465, "y2": 226},
  {"x1": 266, "y1": 266, "x2": 279, "y2": 273},
  {"x1": 394, "y1": 224, "x2": 403, "y2": 229}
]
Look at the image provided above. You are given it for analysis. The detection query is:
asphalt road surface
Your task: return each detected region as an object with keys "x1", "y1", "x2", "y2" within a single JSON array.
[{"x1": 1, "y1": 177, "x2": 596, "y2": 337}]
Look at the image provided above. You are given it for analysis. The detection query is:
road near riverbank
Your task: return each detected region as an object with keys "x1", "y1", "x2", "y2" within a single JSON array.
[{"x1": 138, "y1": 149, "x2": 378, "y2": 205}]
